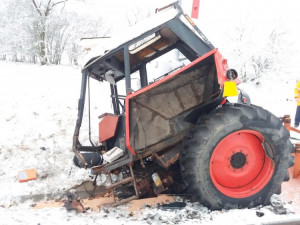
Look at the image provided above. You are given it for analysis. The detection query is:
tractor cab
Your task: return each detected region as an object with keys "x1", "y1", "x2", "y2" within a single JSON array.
[
  {"x1": 71, "y1": 2, "x2": 293, "y2": 210},
  {"x1": 72, "y1": 2, "x2": 220, "y2": 168},
  {"x1": 82, "y1": 5, "x2": 214, "y2": 112}
]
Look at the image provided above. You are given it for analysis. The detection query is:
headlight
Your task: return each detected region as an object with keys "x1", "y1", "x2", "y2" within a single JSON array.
[{"x1": 226, "y1": 69, "x2": 238, "y2": 80}]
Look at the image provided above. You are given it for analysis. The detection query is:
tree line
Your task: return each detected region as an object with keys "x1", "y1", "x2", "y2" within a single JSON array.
[
  {"x1": 0, "y1": 0, "x2": 291, "y2": 81},
  {"x1": 0, "y1": 0, "x2": 110, "y2": 65}
]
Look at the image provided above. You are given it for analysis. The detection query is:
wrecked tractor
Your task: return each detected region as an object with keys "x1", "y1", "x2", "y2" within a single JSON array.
[{"x1": 72, "y1": 3, "x2": 294, "y2": 210}]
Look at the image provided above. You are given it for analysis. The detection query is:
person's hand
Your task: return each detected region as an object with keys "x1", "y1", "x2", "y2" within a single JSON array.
[{"x1": 295, "y1": 98, "x2": 300, "y2": 102}]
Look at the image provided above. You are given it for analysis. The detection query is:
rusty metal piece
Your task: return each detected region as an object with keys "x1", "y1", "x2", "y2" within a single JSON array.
[
  {"x1": 153, "y1": 184, "x2": 165, "y2": 195},
  {"x1": 283, "y1": 115, "x2": 300, "y2": 134},
  {"x1": 112, "y1": 169, "x2": 120, "y2": 175},
  {"x1": 101, "y1": 163, "x2": 139, "y2": 207},
  {"x1": 63, "y1": 200, "x2": 87, "y2": 213},
  {"x1": 162, "y1": 176, "x2": 174, "y2": 187},
  {"x1": 91, "y1": 164, "x2": 106, "y2": 174},
  {"x1": 136, "y1": 179, "x2": 151, "y2": 196},
  {"x1": 152, "y1": 151, "x2": 179, "y2": 168},
  {"x1": 73, "y1": 148, "x2": 88, "y2": 169},
  {"x1": 151, "y1": 173, "x2": 175, "y2": 196},
  {"x1": 107, "y1": 174, "x2": 116, "y2": 202},
  {"x1": 280, "y1": 114, "x2": 290, "y2": 122},
  {"x1": 283, "y1": 116, "x2": 291, "y2": 131},
  {"x1": 139, "y1": 157, "x2": 146, "y2": 169},
  {"x1": 129, "y1": 163, "x2": 139, "y2": 198},
  {"x1": 290, "y1": 126, "x2": 300, "y2": 134},
  {"x1": 107, "y1": 177, "x2": 134, "y2": 190},
  {"x1": 294, "y1": 144, "x2": 300, "y2": 178},
  {"x1": 152, "y1": 146, "x2": 180, "y2": 169},
  {"x1": 110, "y1": 195, "x2": 138, "y2": 207}
]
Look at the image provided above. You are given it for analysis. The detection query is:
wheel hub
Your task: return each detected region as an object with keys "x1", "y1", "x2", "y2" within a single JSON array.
[
  {"x1": 230, "y1": 152, "x2": 246, "y2": 169},
  {"x1": 209, "y1": 130, "x2": 275, "y2": 198}
]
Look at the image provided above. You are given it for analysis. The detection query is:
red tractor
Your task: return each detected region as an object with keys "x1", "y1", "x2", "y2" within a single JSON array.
[{"x1": 72, "y1": 3, "x2": 293, "y2": 209}]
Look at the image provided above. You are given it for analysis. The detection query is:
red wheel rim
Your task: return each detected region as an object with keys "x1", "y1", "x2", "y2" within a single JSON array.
[{"x1": 209, "y1": 130, "x2": 275, "y2": 198}]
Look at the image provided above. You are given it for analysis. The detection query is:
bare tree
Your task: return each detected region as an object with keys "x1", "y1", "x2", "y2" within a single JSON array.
[
  {"x1": 65, "y1": 16, "x2": 111, "y2": 66},
  {"x1": 0, "y1": 0, "x2": 111, "y2": 65},
  {"x1": 125, "y1": 7, "x2": 152, "y2": 26},
  {"x1": 31, "y1": 0, "x2": 68, "y2": 65},
  {"x1": 228, "y1": 23, "x2": 289, "y2": 82}
]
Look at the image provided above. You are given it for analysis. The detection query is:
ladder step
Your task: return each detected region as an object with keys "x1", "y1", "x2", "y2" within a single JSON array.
[
  {"x1": 110, "y1": 195, "x2": 138, "y2": 207},
  {"x1": 107, "y1": 177, "x2": 134, "y2": 190}
]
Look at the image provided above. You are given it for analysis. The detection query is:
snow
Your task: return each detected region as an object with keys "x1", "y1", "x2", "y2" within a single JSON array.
[
  {"x1": 1, "y1": 0, "x2": 300, "y2": 223},
  {"x1": 1, "y1": 59, "x2": 300, "y2": 224},
  {"x1": 0, "y1": 62, "x2": 89, "y2": 203}
]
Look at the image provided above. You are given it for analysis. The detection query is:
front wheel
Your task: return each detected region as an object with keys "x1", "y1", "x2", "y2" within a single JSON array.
[{"x1": 180, "y1": 103, "x2": 293, "y2": 210}]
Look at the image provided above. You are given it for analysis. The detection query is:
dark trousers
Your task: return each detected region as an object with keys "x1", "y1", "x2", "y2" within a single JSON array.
[{"x1": 295, "y1": 106, "x2": 300, "y2": 125}]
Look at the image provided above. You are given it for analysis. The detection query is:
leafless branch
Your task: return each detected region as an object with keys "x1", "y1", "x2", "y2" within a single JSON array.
[
  {"x1": 31, "y1": 0, "x2": 42, "y2": 16},
  {"x1": 52, "y1": 0, "x2": 68, "y2": 8}
]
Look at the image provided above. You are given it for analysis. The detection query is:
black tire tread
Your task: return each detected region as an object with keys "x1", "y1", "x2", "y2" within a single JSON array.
[{"x1": 180, "y1": 103, "x2": 293, "y2": 210}]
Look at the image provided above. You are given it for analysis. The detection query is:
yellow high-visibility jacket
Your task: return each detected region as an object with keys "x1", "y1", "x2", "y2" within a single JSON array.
[{"x1": 294, "y1": 81, "x2": 300, "y2": 106}]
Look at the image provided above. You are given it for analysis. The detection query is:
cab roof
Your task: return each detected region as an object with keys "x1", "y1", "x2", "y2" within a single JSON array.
[{"x1": 83, "y1": 3, "x2": 214, "y2": 83}]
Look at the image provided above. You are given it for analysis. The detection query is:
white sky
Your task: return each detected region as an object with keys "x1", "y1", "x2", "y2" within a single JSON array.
[
  {"x1": 71, "y1": 0, "x2": 300, "y2": 29},
  {"x1": 69, "y1": 0, "x2": 300, "y2": 55},
  {"x1": 197, "y1": 0, "x2": 300, "y2": 37}
]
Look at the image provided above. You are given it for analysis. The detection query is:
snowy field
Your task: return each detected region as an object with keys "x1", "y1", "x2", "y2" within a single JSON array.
[{"x1": 1, "y1": 60, "x2": 300, "y2": 224}]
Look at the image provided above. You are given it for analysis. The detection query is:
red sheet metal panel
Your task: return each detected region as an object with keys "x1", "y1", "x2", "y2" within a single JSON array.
[
  {"x1": 99, "y1": 114, "x2": 120, "y2": 143},
  {"x1": 125, "y1": 49, "x2": 219, "y2": 156},
  {"x1": 214, "y1": 51, "x2": 241, "y2": 86},
  {"x1": 191, "y1": 0, "x2": 200, "y2": 19}
]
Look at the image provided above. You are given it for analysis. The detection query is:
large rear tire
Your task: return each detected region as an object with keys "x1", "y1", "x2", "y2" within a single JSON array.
[{"x1": 180, "y1": 103, "x2": 293, "y2": 210}]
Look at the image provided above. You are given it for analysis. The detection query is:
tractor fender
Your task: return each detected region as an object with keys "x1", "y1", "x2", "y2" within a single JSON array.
[{"x1": 184, "y1": 96, "x2": 224, "y2": 124}]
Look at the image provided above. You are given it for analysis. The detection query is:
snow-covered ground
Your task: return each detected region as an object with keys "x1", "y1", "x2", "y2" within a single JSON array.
[{"x1": 1, "y1": 60, "x2": 300, "y2": 224}]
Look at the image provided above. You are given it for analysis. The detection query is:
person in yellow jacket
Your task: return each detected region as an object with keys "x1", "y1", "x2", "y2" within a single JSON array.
[{"x1": 294, "y1": 80, "x2": 300, "y2": 127}]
